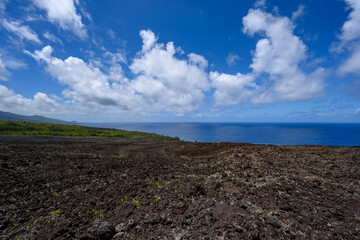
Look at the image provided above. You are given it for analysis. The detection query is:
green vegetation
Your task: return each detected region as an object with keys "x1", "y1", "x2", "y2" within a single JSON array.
[{"x1": 0, "y1": 119, "x2": 177, "y2": 139}]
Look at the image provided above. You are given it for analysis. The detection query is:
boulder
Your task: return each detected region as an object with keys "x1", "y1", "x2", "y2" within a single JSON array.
[{"x1": 84, "y1": 219, "x2": 116, "y2": 240}]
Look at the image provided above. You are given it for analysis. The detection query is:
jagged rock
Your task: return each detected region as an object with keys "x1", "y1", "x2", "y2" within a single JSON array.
[
  {"x1": 1, "y1": 136, "x2": 360, "y2": 239},
  {"x1": 85, "y1": 219, "x2": 115, "y2": 240},
  {"x1": 267, "y1": 216, "x2": 279, "y2": 228},
  {"x1": 0, "y1": 216, "x2": 9, "y2": 230}
]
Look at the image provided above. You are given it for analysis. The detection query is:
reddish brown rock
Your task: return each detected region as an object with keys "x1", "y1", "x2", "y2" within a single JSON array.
[{"x1": 0, "y1": 135, "x2": 359, "y2": 239}]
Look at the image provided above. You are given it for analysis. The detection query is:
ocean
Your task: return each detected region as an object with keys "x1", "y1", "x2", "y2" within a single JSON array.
[{"x1": 85, "y1": 122, "x2": 360, "y2": 146}]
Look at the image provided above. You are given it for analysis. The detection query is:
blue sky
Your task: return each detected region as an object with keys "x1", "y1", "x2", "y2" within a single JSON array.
[{"x1": 0, "y1": 0, "x2": 359, "y2": 122}]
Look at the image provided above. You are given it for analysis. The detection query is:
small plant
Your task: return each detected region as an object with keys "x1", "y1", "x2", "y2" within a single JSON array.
[
  {"x1": 155, "y1": 196, "x2": 160, "y2": 203},
  {"x1": 0, "y1": 119, "x2": 176, "y2": 139},
  {"x1": 53, "y1": 192, "x2": 58, "y2": 197},
  {"x1": 50, "y1": 209, "x2": 60, "y2": 215},
  {"x1": 133, "y1": 200, "x2": 140, "y2": 207}
]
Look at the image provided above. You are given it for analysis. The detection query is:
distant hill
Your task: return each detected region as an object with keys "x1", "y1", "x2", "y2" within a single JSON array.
[{"x1": 0, "y1": 111, "x2": 77, "y2": 124}]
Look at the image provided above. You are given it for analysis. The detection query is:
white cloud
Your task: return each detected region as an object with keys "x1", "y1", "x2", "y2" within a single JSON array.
[
  {"x1": 0, "y1": 83, "x2": 93, "y2": 119},
  {"x1": 25, "y1": 30, "x2": 210, "y2": 114},
  {"x1": 226, "y1": 53, "x2": 240, "y2": 66},
  {"x1": 339, "y1": 0, "x2": 360, "y2": 43},
  {"x1": 211, "y1": 8, "x2": 325, "y2": 106},
  {"x1": 43, "y1": 31, "x2": 63, "y2": 44},
  {"x1": 334, "y1": 0, "x2": 360, "y2": 76},
  {"x1": 291, "y1": 5, "x2": 306, "y2": 21},
  {"x1": 130, "y1": 30, "x2": 210, "y2": 112},
  {"x1": 139, "y1": 29, "x2": 158, "y2": 52},
  {"x1": 244, "y1": 8, "x2": 325, "y2": 103},
  {"x1": 0, "y1": 84, "x2": 59, "y2": 114},
  {"x1": 32, "y1": 0, "x2": 87, "y2": 39},
  {"x1": 1, "y1": 19, "x2": 41, "y2": 44},
  {"x1": 75, "y1": 0, "x2": 92, "y2": 22},
  {"x1": 2, "y1": 58, "x2": 27, "y2": 70},
  {"x1": 25, "y1": 46, "x2": 143, "y2": 110},
  {"x1": 338, "y1": 47, "x2": 360, "y2": 75},
  {"x1": 210, "y1": 71, "x2": 256, "y2": 106},
  {"x1": 103, "y1": 51, "x2": 127, "y2": 65},
  {"x1": 188, "y1": 53, "x2": 208, "y2": 69}
]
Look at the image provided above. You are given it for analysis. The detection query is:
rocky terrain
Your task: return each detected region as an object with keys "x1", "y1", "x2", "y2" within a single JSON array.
[{"x1": 0, "y1": 135, "x2": 359, "y2": 239}]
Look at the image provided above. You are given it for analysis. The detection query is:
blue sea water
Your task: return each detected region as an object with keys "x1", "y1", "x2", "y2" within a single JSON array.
[{"x1": 85, "y1": 122, "x2": 360, "y2": 146}]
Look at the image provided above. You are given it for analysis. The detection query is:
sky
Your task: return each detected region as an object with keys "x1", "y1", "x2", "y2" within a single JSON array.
[{"x1": 0, "y1": 0, "x2": 359, "y2": 122}]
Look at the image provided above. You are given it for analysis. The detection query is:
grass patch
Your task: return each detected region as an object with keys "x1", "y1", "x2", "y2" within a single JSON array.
[{"x1": 0, "y1": 120, "x2": 178, "y2": 139}]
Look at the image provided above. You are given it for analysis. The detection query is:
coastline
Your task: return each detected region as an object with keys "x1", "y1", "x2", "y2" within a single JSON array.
[{"x1": 84, "y1": 122, "x2": 360, "y2": 146}]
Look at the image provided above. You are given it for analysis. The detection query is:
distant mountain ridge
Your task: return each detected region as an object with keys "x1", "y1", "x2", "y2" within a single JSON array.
[{"x1": 0, "y1": 111, "x2": 77, "y2": 124}]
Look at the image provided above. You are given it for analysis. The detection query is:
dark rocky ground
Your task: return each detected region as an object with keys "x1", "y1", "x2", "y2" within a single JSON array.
[{"x1": 0, "y1": 135, "x2": 359, "y2": 239}]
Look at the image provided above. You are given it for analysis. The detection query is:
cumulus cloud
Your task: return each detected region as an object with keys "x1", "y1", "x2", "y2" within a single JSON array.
[
  {"x1": 25, "y1": 46, "x2": 143, "y2": 110},
  {"x1": 0, "y1": 83, "x2": 92, "y2": 118},
  {"x1": 25, "y1": 29, "x2": 210, "y2": 114},
  {"x1": 226, "y1": 53, "x2": 241, "y2": 66},
  {"x1": 0, "y1": 84, "x2": 59, "y2": 114},
  {"x1": 1, "y1": 19, "x2": 41, "y2": 44},
  {"x1": 211, "y1": 8, "x2": 325, "y2": 106},
  {"x1": 243, "y1": 9, "x2": 326, "y2": 103},
  {"x1": 245, "y1": 9, "x2": 326, "y2": 103},
  {"x1": 103, "y1": 51, "x2": 127, "y2": 65},
  {"x1": 339, "y1": 0, "x2": 360, "y2": 43},
  {"x1": 338, "y1": 47, "x2": 360, "y2": 75},
  {"x1": 334, "y1": 0, "x2": 360, "y2": 76},
  {"x1": 32, "y1": 0, "x2": 87, "y2": 39},
  {"x1": 210, "y1": 71, "x2": 256, "y2": 106},
  {"x1": 130, "y1": 29, "x2": 210, "y2": 112},
  {"x1": 139, "y1": 29, "x2": 158, "y2": 52}
]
